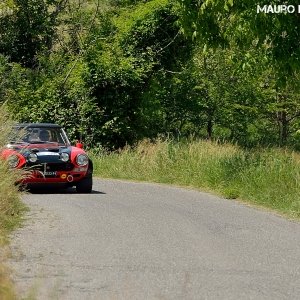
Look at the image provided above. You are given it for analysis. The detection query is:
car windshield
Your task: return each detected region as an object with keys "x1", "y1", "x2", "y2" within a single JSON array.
[{"x1": 11, "y1": 126, "x2": 71, "y2": 146}]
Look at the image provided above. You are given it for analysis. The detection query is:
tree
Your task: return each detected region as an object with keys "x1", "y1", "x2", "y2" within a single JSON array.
[
  {"x1": 85, "y1": 0, "x2": 190, "y2": 148},
  {"x1": 0, "y1": 0, "x2": 67, "y2": 67},
  {"x1": 177, "y1": 0, "x2": 300, "y2": 77}
]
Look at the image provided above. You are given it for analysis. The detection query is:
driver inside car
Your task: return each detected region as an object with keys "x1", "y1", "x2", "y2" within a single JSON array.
[{"x1": 39, "y1": 130, "x2": 50, "y2": 142}]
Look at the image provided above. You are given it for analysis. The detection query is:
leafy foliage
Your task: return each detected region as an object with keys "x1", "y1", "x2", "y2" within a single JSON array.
[
  {"x1": 178, "y1": 0, "x2": 300, "y2": 76},
  {"x1": 0, "y1": 0, "x2": 300, "y2": 150},
  {"x1": 84, "y1": 0, "x2": 189, "y2": 148},
  {"x1": 0, "y1": 0, "x2": 64, "y2": 67}
]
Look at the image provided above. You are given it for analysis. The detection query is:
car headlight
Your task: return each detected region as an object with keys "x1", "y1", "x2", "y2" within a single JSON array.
[
  {"x1": 8, "y1": 155, "x2": 19, "y2": 168},
  {"x1": 60, "y1": 152, "x2": 69, "y2": 162},
  {"x1": 76, "y1": 154, "x2": 88, "y2": 166},
  {"x1": 28, "y1": 153, "x2": 38, "y2": 163}
]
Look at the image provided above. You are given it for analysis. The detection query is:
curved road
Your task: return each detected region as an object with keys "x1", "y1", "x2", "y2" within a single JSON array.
[{"x1": 9, "y1": 179, "x2": 300, "y2": 299}]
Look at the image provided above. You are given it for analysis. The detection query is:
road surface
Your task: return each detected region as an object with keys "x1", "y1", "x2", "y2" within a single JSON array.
[{"x1": 8, "y1": 179, "x2": 300, "y2": 299}]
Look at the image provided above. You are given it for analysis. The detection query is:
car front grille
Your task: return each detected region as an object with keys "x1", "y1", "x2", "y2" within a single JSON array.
[{"x1": 26, "y1": 162, "x2": 74, "y2": 172}]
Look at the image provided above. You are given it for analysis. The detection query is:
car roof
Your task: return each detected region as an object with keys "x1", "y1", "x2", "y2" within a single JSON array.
[{"x1": 14, "y1": 123, "x2": 62, "y2": 129}]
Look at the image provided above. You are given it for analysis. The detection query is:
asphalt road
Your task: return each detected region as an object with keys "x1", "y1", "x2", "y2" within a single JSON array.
[{"x1": 9, "y1": 179, "x2": 300, "y2": 299}]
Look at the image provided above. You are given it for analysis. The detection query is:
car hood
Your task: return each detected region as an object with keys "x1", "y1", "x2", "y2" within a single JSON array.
[{"x1": 5, "y1": 143, "x2": 71, "y2": 162}]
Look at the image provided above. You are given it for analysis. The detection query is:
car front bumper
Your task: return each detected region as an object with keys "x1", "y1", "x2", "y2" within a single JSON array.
[{"x1": 21, "y1": 170, "x2": 87, "y2": 184}]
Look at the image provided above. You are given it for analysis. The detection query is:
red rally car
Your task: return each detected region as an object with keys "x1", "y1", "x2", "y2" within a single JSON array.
[{"x1": 1, "y1": 123, "x2": 93, "y2": 193}]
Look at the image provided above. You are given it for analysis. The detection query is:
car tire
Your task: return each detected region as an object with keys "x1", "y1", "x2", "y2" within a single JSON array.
[{"x1": 76, "y1": 176, "x2": 92, "y2": 193}]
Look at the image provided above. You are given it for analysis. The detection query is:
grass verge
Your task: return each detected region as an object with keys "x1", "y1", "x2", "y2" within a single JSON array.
[
  {"x1": 0, "y1": 105, "x2": 26, "y2": 300},
  {"x1": 90, "y1": 138, "x2": 300, "y2": 219}
]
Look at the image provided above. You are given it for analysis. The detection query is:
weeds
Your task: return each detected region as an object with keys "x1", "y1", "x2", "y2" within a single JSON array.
[{"x1": 0, "y1": 104, "x2": 26, "y2": 299}]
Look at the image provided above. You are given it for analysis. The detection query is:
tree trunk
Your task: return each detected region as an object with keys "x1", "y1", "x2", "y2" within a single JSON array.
[
  {"x1": 207, "y1": 117, "x2": 213, "y2": 140},
  {"x1": 278, "y1": 111, "x2": 289, "y2": 146}
]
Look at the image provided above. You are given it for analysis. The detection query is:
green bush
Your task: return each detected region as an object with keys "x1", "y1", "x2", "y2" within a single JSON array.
[
  {"x1": 0, "y1": 105, "x2": 25, "y2": 239},
  {"x1": 0, "y1": 105, "x2": 25, "y2": 300}
]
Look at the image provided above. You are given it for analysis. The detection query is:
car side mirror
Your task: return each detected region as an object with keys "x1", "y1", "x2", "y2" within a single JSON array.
[{"x1": 75, "y1": 141, "x2": 83, "y2": 149}]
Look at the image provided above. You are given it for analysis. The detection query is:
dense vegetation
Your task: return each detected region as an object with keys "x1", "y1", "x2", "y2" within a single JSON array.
[
  {"x1": 0, "y1": 105, "x2": 25, "y2": 300},
  {"x1": 0, "y1": 106, "x2": 24, "y2": 238},
  {"x1": 0, "y1": 0, "x2": 299, "y2": 150}
]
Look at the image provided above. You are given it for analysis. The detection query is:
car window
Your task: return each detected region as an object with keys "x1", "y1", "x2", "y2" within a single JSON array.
[{"x1": 12, "y1": 126, "x2": 71, "y2": 146}]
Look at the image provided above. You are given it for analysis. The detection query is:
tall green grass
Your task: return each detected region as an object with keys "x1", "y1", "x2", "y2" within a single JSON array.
[
  {"x1": 0, "y1": 106, "x2": 25, "y2": 240},
  {"x1": 0, "y1": 105, "x2": 26, "y2": 300},
  {"x1": 91, "y1": 139, "x2": 300, "y2": 219}
]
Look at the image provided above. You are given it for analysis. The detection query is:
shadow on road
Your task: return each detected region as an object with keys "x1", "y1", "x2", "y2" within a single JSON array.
[{"x1": 26, "y1": 187, "x2": 105, "y2": 195}]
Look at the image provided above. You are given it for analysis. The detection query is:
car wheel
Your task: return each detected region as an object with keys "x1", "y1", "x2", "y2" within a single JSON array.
[{"x1": 76, "y1": 176, "x2": 92, "y2": 193}]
